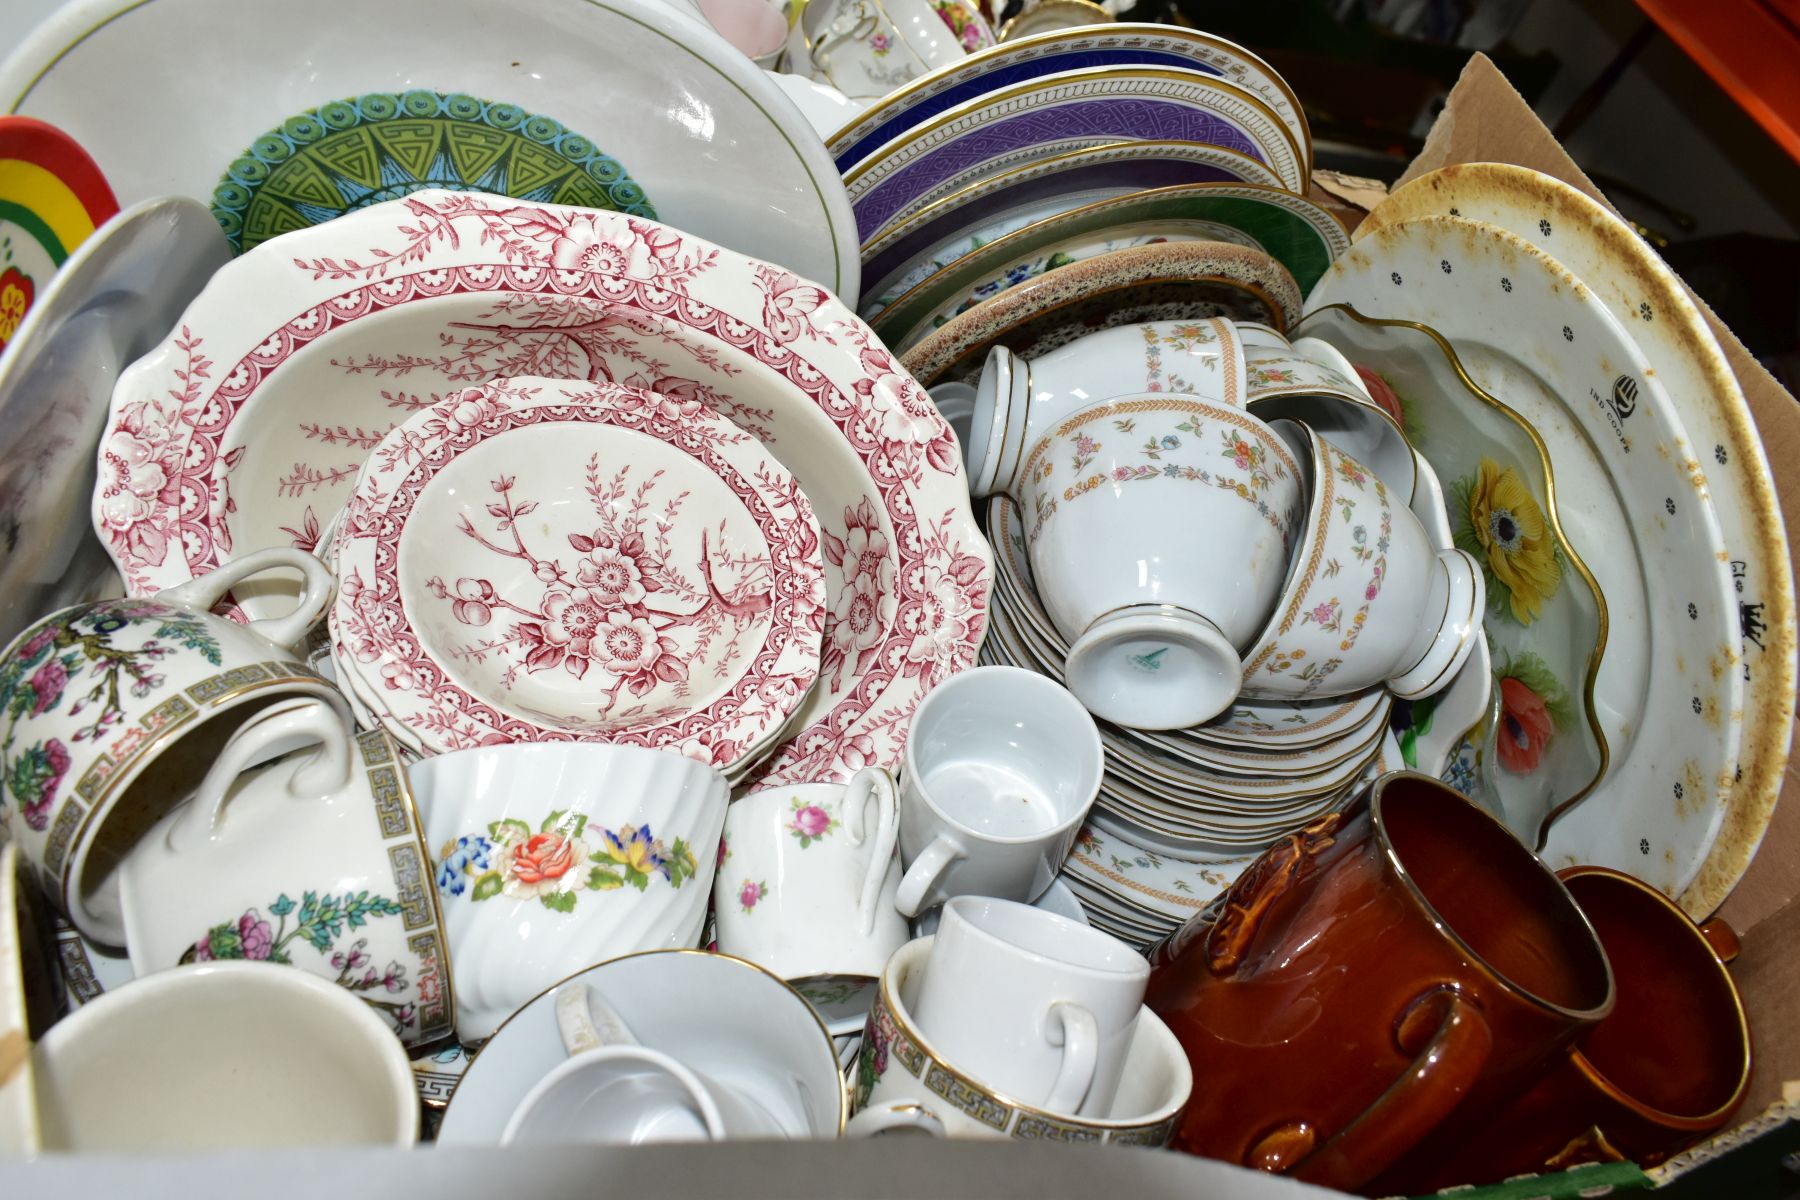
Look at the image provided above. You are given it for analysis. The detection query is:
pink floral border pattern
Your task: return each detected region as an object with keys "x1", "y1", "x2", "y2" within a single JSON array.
[
  {"x1": 99, "y1": 193, "x2": 989, "y2": 783},
  {"x1": 334, "y1": 388, "x2": 825, "y2": 766}
]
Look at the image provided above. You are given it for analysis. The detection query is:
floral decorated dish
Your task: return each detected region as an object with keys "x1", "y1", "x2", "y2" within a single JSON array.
[
  {"x1": 0, "y1": 0, "x2": 860, "y2": 300},
  {"x1": 0, "y1": 195, "x2": 228, "y2": 648},
  {"x1": 1354, "y1": 162, "x2": 1793, "y2": 916},
  {"x1": 874, "y1": 183, "x2": 1341, "y2": 342},
  {"x1": 95, "y1": 190, "x2": 989, "y2": 787},
  {"x1": 844, "y1": 66, "x2": 1307, "y2": 242},
  {"x1": 902, "y1": 239, "x2": 1304, "y2": 388},
  {"x1": 1062, "y1": 821, "x2": 1254, "y2": 928},
  {"x1": 1305, "y1": 216, "x2": 1740, "y2": 903},
  {"x1": 828, "y1": 24, "x2": 1311, "y2": 179},
  {"x1": 0, "y1": 115, "x2": 118, "y2": 354},
  {"x1": 860, "y1": 138, "x2": 1284, "y2": 309},
  {"x1": 331, "y1": 380, "x2": 826, "y2": 770}
]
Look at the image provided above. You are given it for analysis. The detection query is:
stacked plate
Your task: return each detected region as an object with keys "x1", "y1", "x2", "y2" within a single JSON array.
[
  {"x1": 95, "y1": 189, "x2": 991, "y2": 789},
  {"x1": 827, "y1": 26, "x2": 1352, "y2": 386},
  {"x1": 1300, "y1": 163, "x2": 1796, "y2": 917},
  {"x1": 978, "y1": 489, "x2": 1401, "y2": 859}
]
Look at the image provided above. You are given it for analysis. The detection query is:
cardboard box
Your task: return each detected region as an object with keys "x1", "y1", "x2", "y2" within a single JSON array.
[{"x1": 1, "y1": 49, "x2": 1793, "y2": 1200}]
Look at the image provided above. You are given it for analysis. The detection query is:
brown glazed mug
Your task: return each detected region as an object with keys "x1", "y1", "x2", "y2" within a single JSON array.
[
  {"x1": 1402, "y1": 865, "x2": 1751, "y2": 1187},
  {"x1": 1144, "y1": 771, "x2": 1614, "y2": 1193}
]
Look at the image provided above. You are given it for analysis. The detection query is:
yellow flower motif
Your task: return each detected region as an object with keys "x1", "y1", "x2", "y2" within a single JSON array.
[{"x1": 1468, "y1": 457, "x2": 1559, "y2": 623}]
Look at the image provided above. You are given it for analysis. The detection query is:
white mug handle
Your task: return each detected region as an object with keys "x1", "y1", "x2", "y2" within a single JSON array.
[
  {"x1": 154, "y1": 546, "x2": 335, "y2": 650},
  {"x1": 166, "y1": 697, "x2": 354, "y2": 853},
  {"x1": 841, "y1": 767, "x2": 899, "y2": 935},
  {"x1": 1043, "y1": 1001, "x2": 1099, "y2": 1116},
  {"x1": 555, "y1": 983, "x2": 642, "y2": 1055},
  {"x1": 894, "y1": 832, "x2": 963, "y2": 918},
  {"x1": 844, "y1": 1101, "x2": 947, "y2": 1138}
]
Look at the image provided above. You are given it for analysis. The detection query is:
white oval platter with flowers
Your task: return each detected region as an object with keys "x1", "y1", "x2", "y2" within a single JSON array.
[{"x1": 95, "y1": 190, "x2": 990, "y2": 785}]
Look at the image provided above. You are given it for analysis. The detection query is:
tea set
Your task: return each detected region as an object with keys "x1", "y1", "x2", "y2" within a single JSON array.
[{"x1": 0, "y1": 0, "x2": 1780, "y2": 1193}]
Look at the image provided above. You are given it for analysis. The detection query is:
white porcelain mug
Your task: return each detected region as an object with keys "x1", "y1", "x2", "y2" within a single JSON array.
[
  {"x1": 846, "y1": 937, "x2": 1190, "y2": 1144},
  {"x1": 714, "y1": 767, "x2": 907, "y2": 981},
  {"x1": 30, "y1": 961, "x2": 417, "y2": 1151},
  {"x1": 912, "y1": 897, "x2": 1147, "y2": 1117},
  {"x1": 501, "y1": 983, "x2": 783, "y2": 1144},
  {"x1": 117, "y1": 697, "x2": 455, "y2": 1045},
  {"x1": 895, "y1": 666, "x2": 1101, "y2": 917}
]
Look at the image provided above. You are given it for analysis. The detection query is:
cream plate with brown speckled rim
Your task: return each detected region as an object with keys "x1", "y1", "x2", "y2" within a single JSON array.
[
  {"x1": 902, "y1": 239, "x2": 1296, "y2": 388},
  {"x1": 1354, "y1": 163, "x2": 1794, "y2": 918},
  {"x1": 1306, "y1": 215, "x2": 1741, "y2": 908}
]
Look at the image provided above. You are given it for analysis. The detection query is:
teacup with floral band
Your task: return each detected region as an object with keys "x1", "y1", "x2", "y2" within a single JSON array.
[
  {"x1": 1239, "y1": 424, "x2": 1484, "y2": 703},
  {"x1": 411, "y1": 742, "x2": 728, "y2": 1042},
  {"x1": 118, "y1": 697, "x2": 454, "y2": 1046},
  {"x1": 0, "y1": 547, "x2": 342, "y2": 945},
  {"x1": 1014, "y1": 393, "x2": 1308, "y2": 731},
  {"x1": 713, "y1": 767, "x2": 907, "y2": 1005},
  {"x1": 965, "y1": 320, "x2": 1247, "y2": 499}
]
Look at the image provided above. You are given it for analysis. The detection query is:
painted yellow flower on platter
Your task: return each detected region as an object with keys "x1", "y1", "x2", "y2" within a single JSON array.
[{"x1": 1460, "y1": 457, "x2": 1560, "y2": 624}]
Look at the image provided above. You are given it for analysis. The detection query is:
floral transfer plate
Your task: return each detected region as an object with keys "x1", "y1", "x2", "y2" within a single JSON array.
[
  {"x1": 828, "y1": 24, "x2": 1311, "y2": 177},
  {"x1": 95, "y1": 190, "x2": 989, "y2": 787},
  {"x1": 872, "y1": 183, "x2": 1342, "y2": 344},
  {"x1": 843, "y1": 66, "x2": 1307, "y2": 242},
  {"x1": 1, "y1": 0, "x2": 860, "y2": 300},
  {"x1": 1305, "y1": 216, "x2": 1741, "y2": 903},
  {"x1": 1354, "y1": 162, "x2": 1793, "y2": 916},
  {"x1": 331, "y1": 380, "x2": 826, "y2": 769}
]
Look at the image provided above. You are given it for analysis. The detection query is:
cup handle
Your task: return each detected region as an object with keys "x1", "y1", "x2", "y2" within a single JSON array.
[
  {"x1": 842, "y1": 767, "x2": 899, "y2": 935},
  {"x1": 807, "y1": 0, "x2": 878, "y2": 71},
  {"x1": 153, "y1": 546, "x2": 335, "y2": 650},
  {"x1": 894, "y1": 833, "x2": 962, "y2": 918},
  {"x1": 1287, "y1": 987, "x2": 1493, "y2": 1188},
  {"x1": 844, "y1": 1101, "x2": 947, "y2": 1138},
  {"x1": 1699, "y1": 918, "x2": 1741, "y2": 965},
  {"x1": 165, "y1": 697, "x2": 355, "y2": 853},
  {"x1": 555, "y1": 983, "x2": 642, "y2": 1055},
  {"x1": 1043, "y1": 1001, "x2": 1099, "y2": 1116}
]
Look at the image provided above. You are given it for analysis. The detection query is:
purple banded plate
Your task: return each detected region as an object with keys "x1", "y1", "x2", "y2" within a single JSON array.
[
  {"x1": 828, "y1": 24, "x2": 1310, "y2": 176},
  {"x1": 844, "y1": 67, "x2": 1306, "y2": 243}
]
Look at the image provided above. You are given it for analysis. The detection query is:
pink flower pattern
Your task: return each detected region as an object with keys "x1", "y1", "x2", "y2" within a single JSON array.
[{"x1": 100, "y1": 192, "x2": 986, "y2": 786}]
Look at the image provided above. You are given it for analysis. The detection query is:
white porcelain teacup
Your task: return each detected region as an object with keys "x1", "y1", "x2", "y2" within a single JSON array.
[
  {"x1": 118, "y1": 697, "x2": 454, "y2": 1045},
  {"x1": 435, "y1": 949, "x2": 847, "y2": 1143},
  {"x1": 1015, "y1": 394, "x2": 1309, "y2": 730},
  {"x1": 714, "y1": 767, "x2": 907, "y2": 985},
  {"x1": 411, "y1": 743, "x2": 728, "y2": 1042},
  {"x1": 802, "y1": 0, "x2": 993, "y2": 100},
  {"x1": 1243, "y1": 338, "x2": 1418, "y2": 504},
  {"x1": 965, "y1": 319, "x2": 1246, "y2": 498},
  {"x1": 501, "y1": 983, "x2": 784, "y2": 1144},
  {"x1": 1240, "y1": 424, "x2": 1484, "y2": 702},
  {"x1": 31, "y1": 961, "x2": 417, "y2": 1151},
  {"x1": 895, "y1": 666, "x2": 1101, "y2": 917},
  {"x1": 912, "y1": 897, "x2": 1148, "y2": 1117},
  {"x1": 847, "y1": 937, "x2": 1191, "y2": 1143}
]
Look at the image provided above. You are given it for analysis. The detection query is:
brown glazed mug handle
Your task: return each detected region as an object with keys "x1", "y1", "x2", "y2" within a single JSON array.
[
  {"x1": 1290, "y1": 987, "x2": 1494, "y2": 1188},
  {"x1": 1698, "y1": 918, "x2": 1741, "y2": 965}
]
